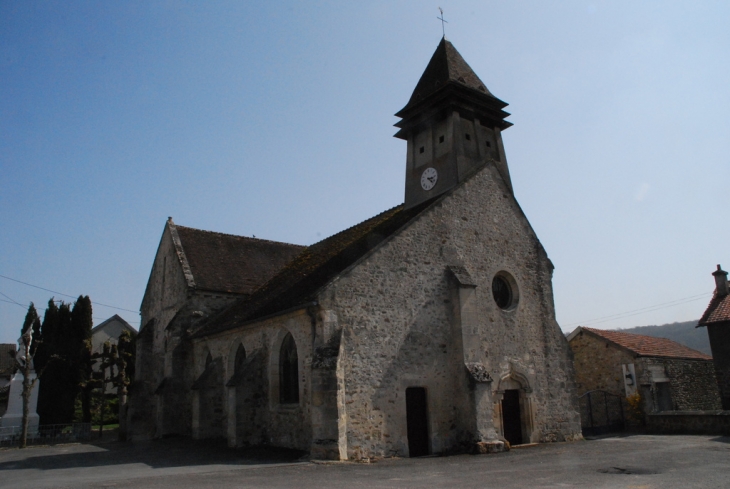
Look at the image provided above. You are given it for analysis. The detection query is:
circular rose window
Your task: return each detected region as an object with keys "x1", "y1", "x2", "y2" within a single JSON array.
[{"x1": 492, "y1": 272, "x2": 518, "y2": 310}]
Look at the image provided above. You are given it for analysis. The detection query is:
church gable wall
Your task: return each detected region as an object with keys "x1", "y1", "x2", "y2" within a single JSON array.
[
  {"x1": 140, "y1": 225, "x2": 190, "y2": 360},
  {"x1": 130, "y1": 226, "x2": 190, "y2": 440},
  {"x1": 131, "y1": 226, "x2": 242, "y2": 440},
  {"x1": 192, "y1": 309, "x2": 313, "y2": 450},
  {"x1": 317, "y1": 162, "x2": 581, "y2": 458}
]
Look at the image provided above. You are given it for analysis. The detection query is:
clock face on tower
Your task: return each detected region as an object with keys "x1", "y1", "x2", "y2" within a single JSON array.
[{"x1": 420, "y1": 167, "x2": 438, "y2": 191}]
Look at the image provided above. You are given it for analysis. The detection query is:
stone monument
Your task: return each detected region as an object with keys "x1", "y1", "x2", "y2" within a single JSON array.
[{"x1": 0, "y1": 334, "x2": 40, "y2": 433}]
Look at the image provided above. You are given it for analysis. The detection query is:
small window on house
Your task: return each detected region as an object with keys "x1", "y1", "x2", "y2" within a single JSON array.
[
  {"x1": 465, "y1": 133, "x2": 471, "y2": 141},
  {"x1": 279, "y1": 333, "x2": 299, "y2": 404},
  {"x1": 419, "y1": 146, "x2": 425, "y2": 154},
  {"x1": 486, "y1": 141, "x2": 491, "y2": 148},
  {"x1": 439, "y1": 135, "x2": 444, "y2": 143}
]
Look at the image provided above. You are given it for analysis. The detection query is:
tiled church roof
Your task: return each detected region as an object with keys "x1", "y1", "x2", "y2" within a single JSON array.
[
  {"x1": 193, "y1": 197, "x2": 437, "y2": 338},
  {"x1": 175, "y1": 226, "x2": 305, "y2": 295},
  {"x1": 698, "y1": 287, "x2": 730, "y2": 326},
  {"x1": 582, "y1": 327, "x2": 712, "y2": 360}
]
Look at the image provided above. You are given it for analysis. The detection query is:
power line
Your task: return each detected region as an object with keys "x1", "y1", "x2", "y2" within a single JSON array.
[
  {"x1": 0, "y1": 299, "x2": 140, "y2": 324},
  {"x1": 0, "y1": 291, "x2": 25, "y2": 308},
  {"x1": 0, "y1": 273, "x2": 138, "y2": 313},
  {"x1": 564, "y1": 292, "x2": 712, "y2": 329},
  {"x1": 0, "y1": 294, "x2": 26, "y2": 309}
]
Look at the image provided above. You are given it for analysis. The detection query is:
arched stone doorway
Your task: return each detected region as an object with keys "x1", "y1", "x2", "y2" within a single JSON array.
[{"x1": 493, "y1": 371, "x2": 535, "y2": 446}]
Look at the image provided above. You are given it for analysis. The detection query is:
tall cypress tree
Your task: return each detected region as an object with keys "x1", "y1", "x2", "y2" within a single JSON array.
[
  {"x1": 20, "y1": 303, "x2": 41, "y2": 353},
  {"x1": 71, "y1": 296, "x2": 93, "y2": 423},
  {"x1": 55, "y1": 302, "x2": 76, "y2": 424},
  {"x1": 36, "y1": 299, "x2": 60, "y2": 424},
  {"x1": 34, "y1": 299, "x2": 58, "y2": 373}
]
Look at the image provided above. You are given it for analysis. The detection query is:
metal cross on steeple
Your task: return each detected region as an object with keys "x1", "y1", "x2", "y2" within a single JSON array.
[{"x1": 437, "y1": 7, "x2": 448, "y2": 38}]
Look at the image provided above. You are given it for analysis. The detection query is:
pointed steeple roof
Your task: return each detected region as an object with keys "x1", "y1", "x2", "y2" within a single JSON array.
[
  {"x1": 394, "y1": 38, "x2": 511, "y2": 137},
  {"x1": 399, "y1": 37, "x2": 499, "y2": 114}
]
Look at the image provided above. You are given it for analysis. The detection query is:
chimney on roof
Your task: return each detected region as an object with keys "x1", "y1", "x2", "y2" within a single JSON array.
[{"x1": 712, "y1": 264, "x2": 729, "y2": 297}]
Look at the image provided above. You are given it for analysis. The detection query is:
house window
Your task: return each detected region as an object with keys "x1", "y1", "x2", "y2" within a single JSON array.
[
  {"x1": 465, "y1": 133, "x2": 471, "y2": 141},
  {"x1": 439, "y1": 135, "x2": 444, "y2": 143},
  {"x1": 279, "y1": 333, "x2": 299, "y2": 404},
  {"x1": 419, "y1": 146, "x2": 425, "y2": 154}
]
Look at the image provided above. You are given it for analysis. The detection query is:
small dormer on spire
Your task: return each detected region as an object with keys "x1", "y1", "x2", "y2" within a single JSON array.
[{"x1": 396, "y1": 38, "x2": 514, "y2": 209}]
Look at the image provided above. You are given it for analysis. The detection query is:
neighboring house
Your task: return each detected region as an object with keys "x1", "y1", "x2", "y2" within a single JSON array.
[
  {"x1": 92, "y1": 315, "x2": 137, "y2": 353},
  {"x1": 698, "y1": 264, "x2": 730, "y2": 409},
  {"x1": 0, "y1": 343, "x2": 16, "y2": 416},
  {"x1": 568, "y1": 327, "x2": 721, "y2": 414},
  {"x1": 92, "y1": 315, "x2": 137, "y2": 393},
  {"x1": 129, "y1": 38, "x2": 583, "y2": 459},
  {"x1": 0, "y1": 343, "x2": 15, "y2": 388}
]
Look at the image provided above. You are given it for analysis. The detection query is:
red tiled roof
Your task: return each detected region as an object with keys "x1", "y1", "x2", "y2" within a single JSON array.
[
  {"x1": 699, "y1": 288, "x2": 730, "y2": 326},
  {"x1": 175, "y1": 226, "x2": 305, "y2": 295},
  {"x1": 583, "y1": 327, "x2": 712, "y2": 360}
]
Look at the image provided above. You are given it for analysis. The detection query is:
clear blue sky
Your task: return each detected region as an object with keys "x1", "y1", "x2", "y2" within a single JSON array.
[{"x1": 1, "y1": 1, "x2": 728, "y2": 343}]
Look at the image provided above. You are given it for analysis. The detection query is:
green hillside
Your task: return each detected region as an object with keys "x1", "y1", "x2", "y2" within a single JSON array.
[{"x1": 615, "y1": 320, "x2": 711, "y2": 355}]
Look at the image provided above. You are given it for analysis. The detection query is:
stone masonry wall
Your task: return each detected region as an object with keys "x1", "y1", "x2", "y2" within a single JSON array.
[
  {"x1": 130, "y1": 224, "x2": 241, "y2": 440},
  {"x1": 318, "y1": 162, "x2": 582, "y2": 459},
  {"x1": 661, "y1": 358, "x2": 721, "y2": 411},
  {"x1": 707, "y1": 323, "x2": 730, "y2": 410},
  {"x1": 129, "y1": 225, "x2": 189, "y2": 440},
  {"x1": 193, "y1": 310, "x2": 313, "y2": 450},
  {"x1": 569, "y1": 331, "x2": 635, "y2": 397}
]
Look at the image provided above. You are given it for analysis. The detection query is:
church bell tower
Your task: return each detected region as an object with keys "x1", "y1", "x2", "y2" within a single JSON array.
[{"x1": 395, "y1": 38, "x2": 513, "y2": 209}]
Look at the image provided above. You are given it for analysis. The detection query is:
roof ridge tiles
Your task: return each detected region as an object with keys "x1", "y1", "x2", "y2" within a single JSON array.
[
  {"x1": 175, "y1": 224, "x2": 305, "y2": 248},
  {"x1": 582, "y1": 327, "x2": 712, "y2": 360},
  {"x1": 307, "y1": 203, "x2": 404, "y2": 248},
  {"x1": 698, "y1": 284, "x2": 730, "y2": 326}
]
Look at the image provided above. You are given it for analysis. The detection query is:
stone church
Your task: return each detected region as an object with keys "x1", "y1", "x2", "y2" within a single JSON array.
[{"x1": 128, "y1": 38, "x2": 582, "y2": 459}]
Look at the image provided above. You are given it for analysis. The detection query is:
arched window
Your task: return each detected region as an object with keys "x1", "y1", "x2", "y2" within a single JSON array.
[
  {"x1": 234, "y1": 344, "x2": 246, "y2": 377},
  {"x1": 205, "y1": 351, "x2": 213, "y2": 370},
  {"x1": 279, "y1": 333, "x2": 299, "y2": 404}
]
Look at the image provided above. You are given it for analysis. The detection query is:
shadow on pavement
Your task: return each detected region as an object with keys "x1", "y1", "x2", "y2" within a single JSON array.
[
  {"x1": 709, "y1": 436, "x2": 730, "y2": 444},
  {"x1": 0, "y1": 437, "x2": 306, "y2": 471}
]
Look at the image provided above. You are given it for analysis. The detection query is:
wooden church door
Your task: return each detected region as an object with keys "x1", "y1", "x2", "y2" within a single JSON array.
[
  {"x1": 501, "y1": 389, "x2": 523, "y2": 445},
  {"x1": 406, "y1": 387, "x2": 429, "y2": 456}
]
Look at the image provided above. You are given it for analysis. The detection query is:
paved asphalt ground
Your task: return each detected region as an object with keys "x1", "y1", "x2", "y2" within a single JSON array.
[{"x1": 0, "y1": 434, "x2": 728, "y2": 488}]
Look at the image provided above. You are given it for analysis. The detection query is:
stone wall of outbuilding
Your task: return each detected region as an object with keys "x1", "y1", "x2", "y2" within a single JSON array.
[
  {"x1": 648, "y1": 357, "x2": 721, "y2": 411},
  {"x1": 569, "y1": 330, "x2": 636, "y2": 397},
  {"x1": 707, "y1": 323, "x2": 730, "y2": 410}
]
